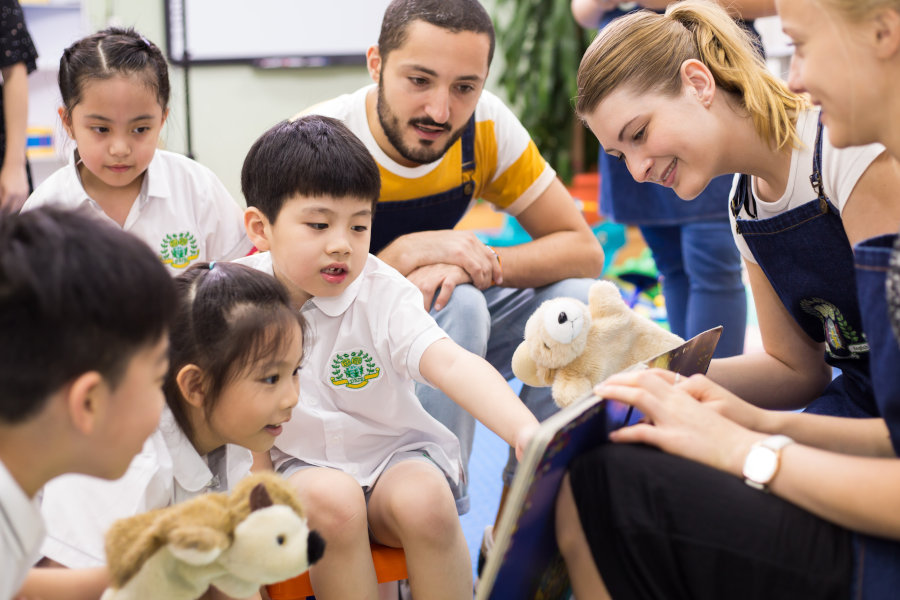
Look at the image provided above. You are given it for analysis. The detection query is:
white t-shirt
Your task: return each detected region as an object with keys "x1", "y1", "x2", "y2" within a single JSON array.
[
  {"x1": 39, "y1": 408, "x2": 252, "y2": 568},
  {"x1": 0, "y1": 458, "x2": 44, "y2": 600},
  {"x1": 307, "y1": 85, "x2": 556, "y2": 216},
  {"x1": 730, "y1": 108, "x2": 885, "y2": 263},
  {"x1": 236, "y1": 252, "x2": 462, "y2": 488},
  {"x1": 22, "y1": 150, "x2": 253, "y2": 275}
]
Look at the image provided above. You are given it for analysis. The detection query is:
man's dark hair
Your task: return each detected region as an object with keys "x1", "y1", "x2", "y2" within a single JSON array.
[
  {"x1": 241, "y1": 115, "x2": 381, "y2": 224},
  {"x1": 377, "y1": 0, "x2": 495, "y2": 67},
  {"x1": 0, "y1": 207, "x2": 176, "y2": 423}
]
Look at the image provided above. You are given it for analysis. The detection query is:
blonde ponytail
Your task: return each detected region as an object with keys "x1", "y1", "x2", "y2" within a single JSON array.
[{"x1": 576, "y1": 0, "x2": 810, "y2": 151}]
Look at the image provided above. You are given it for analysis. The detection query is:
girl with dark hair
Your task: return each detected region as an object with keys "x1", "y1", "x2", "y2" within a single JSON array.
[
  {"x1": 21, "y1": 28, "x2": 252, "y2": 274},
  {"x1": 22, "y1": 262, "x2": 307, "y2": 600}
]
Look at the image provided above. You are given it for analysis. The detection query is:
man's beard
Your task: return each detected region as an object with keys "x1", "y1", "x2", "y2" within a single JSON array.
[{"x1": 376, "y1": 83, "x2": 467, "y2": 165}]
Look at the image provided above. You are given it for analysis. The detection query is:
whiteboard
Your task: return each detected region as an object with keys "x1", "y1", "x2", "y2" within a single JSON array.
[{"x1": 165, "y1": 0, "x2": 393, "y2": 66}]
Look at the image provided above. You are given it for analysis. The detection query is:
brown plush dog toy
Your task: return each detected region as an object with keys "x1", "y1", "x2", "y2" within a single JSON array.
[{"x1": 101, "y1": 471, "x2": 324, "y2": 600}]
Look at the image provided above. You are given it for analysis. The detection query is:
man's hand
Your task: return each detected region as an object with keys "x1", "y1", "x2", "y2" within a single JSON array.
[
  {"x1": 379, "y1": 229, "x2": 502, "y2": 287},
  {"x1": 407, "y1": 263, "x2": 471, "y2": 311}
]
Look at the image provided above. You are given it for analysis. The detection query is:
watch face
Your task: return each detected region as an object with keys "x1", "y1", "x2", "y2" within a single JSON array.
[{"x1": 744, "y1": 447, "x2": 778, "y2": 483}]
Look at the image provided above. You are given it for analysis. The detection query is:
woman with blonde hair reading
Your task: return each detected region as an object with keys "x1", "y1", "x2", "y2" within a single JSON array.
[
  {"x1": 577, "y1": 0, "x2": 900, "y2": 417},
  {"x1": 554, "y1": 1, "x2": 900, "y2": 598}
]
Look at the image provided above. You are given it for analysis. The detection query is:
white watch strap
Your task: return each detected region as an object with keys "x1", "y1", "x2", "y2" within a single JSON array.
[{"x1": 760, "y1": 434, "x2": 794, "y2": 451}]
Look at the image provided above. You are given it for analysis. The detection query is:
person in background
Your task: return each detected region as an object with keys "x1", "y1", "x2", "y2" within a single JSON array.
[
  {"x1": 22, "y1": 28, "x2": 251, "y2": 274},
  {"x1": 0, "y1": 0, "x2": 37, "y2": 211},
  {"x1": 0, "y1": 207, "x2": 175, "y2": 600}
]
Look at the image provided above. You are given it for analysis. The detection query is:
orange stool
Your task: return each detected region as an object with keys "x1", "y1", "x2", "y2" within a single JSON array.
[{"x1": 266, "y1": 543, "x2": 407, "y2": 599}]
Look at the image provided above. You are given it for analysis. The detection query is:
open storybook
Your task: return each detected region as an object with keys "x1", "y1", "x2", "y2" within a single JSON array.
[{"x1": 474, "y1": 326, "x2": 723, "y2": 600}]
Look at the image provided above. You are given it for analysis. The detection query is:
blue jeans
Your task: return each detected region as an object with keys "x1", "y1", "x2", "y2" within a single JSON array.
[
  {"x1": 639, "y1": 221, "x2": 746, "y2": 358},
  {"x1": 418, "y1": 278, "x2": 596, "y2": 514}
]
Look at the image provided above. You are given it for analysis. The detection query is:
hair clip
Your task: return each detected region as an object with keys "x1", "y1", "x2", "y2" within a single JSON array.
[
  {"x1": 140, "y1": 36, "x2": 153, "y2": 49},
  {"x1": 209, "y1": 261, "x2": 217, "y2": 270}
]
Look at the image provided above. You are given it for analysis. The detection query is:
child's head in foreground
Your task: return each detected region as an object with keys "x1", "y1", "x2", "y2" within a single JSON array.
[
  {"x1": 241, "y1": 115, "x2": 381, "y2": 304},
  {"x1": 0, "y1": 207, "x2": 175, "y2": 481},
  {"x1": 164, "y1": 261, "x2": 307, "y2": 456}
]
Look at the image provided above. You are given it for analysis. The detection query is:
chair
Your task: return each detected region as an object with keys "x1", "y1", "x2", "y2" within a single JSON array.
[{"x1": 266, "y1": 543, "x2": 408, "y2": 600}]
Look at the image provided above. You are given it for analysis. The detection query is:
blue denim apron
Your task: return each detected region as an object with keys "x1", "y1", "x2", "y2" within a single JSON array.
[
  {"x1": 730, "y1": 121, "x2": 875, "y2": 417},
  {"x1": 369, "y1": 117, "x2": 477, "y2": 255},
  {"x1": 849, "y1": 234, "x2": 900, "y2": 598}
]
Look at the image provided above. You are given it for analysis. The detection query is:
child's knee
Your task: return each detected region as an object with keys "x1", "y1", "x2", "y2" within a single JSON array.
[
  {"x1": 391, "y1": 478, "x2": 460, "y2": 542},
  {"x1": 289, "y1": 469, "x2": 367, "y2": 538}
]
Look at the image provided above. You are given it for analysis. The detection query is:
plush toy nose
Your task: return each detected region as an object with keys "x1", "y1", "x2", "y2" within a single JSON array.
[
  {"x1": 558, "y1": 311, "x2": 569, "y2": 324},
  {"x1": 308, "y1": 530, "x2": 326, "y2": 565}
]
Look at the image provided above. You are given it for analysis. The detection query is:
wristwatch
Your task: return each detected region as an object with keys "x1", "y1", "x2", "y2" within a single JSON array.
[{"x1": 742, "y1": 434, "x2": 794, "y2": 491}]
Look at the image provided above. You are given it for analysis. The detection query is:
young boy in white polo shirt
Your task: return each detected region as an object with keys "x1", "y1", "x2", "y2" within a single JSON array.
[
  {"x1": 0, "y1": 207, "x2": 175, "y2": 599},
  {"x1": 238, "y1": 115, "x2": 538, "y2": 599}
]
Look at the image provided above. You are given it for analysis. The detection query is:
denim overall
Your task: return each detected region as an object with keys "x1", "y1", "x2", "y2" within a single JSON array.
[
  {"x1": 369, "y1": 117, "x2": 477, "y2": 255},
  {"x1": 849, "y1": 234, "x2": 900, "y2": 598},
  {"x1": 731, "y1": 121, "x2": 875, "y2": 417}
]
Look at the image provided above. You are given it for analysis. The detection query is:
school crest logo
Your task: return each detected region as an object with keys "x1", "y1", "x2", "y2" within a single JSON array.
[
  {"x1": 330, "y1": 350, "x2": 380, "y2": 389},
  {"x1": 160, "y1": 231, "x2": 200, "y2": 269},
  {"x1": 800, "y1": 298, "x2": 868, "y2": 359}
]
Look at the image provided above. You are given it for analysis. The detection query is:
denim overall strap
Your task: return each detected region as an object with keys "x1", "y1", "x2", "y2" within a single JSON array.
[
  {"x1": 369, "y1": 116, "x2": 477, "y2": 255},
  {"x1": 850, "y1": 234, "x2": 900, "y2": 599},
  {"x1": 732, "y1": 121, "x2": 875, "y2": 417},
  {"x1": 853, "y1": 234, "x2": 900, "y2": 451}
]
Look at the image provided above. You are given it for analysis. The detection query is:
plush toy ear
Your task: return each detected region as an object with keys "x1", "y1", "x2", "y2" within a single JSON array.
[
  {"x1": 587, "y1": 280, "x2": 626, "y2": 320},
  {"x1": 512, "y1": 342, "x2": 552, "y2": 387},
  {"x1": 167, "y1": 525, "x2": 229, "y2": 566},
  {"x1": 249, "y1": 483, "x2": 273, "y2": 512}
]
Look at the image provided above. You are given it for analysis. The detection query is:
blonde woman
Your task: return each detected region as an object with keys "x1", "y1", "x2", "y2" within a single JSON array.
[
  {"x1": 568, "y1": 0, "x2": 773, "y2": 361},
  {"x1": 554, "y1": 1, "x2": 900, "y2": 598},
  {"x1": 578, "y1": 0, "x2": 900, "y2": 418}
]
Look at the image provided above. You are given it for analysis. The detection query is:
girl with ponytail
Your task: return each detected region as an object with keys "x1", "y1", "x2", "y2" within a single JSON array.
[{"x1": 21, "y1": 28, "x2": 252, "y2": 275}]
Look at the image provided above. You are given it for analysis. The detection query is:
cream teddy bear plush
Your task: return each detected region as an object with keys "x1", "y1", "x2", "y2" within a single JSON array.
[
  {"x1": 512, "y1": 280, "x2": 684, "y2": 407},
  {"x1": 101, "y1": 471, "x2": 325, "y2": 600}
]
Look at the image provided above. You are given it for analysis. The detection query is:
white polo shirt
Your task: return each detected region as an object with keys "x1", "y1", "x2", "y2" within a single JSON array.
[
  {"x1": 22, "y1": 149, "x2": 253, "y2": 275},
  {"x1": 39, "y1": 408, "x2": 252, "y2": 568},
  {"x1": 236, "y1": 252, "x2": 463, "y2": 489},
  {"x1": 1, "y1": 458, "x2": 44, "y2": 600}
]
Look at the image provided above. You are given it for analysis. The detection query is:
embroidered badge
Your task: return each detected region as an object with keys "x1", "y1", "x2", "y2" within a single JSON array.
[
  {"x1": 800, "y1": 298, "x2": 868, "y2": 359},
  {"x1": 160, "y1": 232, "x2": 200, "y2": 269},
  {"x1": 330, "y1": 350, "x2": 380, "y2": 389}
]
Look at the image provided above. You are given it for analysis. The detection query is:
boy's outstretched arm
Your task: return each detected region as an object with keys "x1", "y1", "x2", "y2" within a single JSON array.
[{"x1": 420, "y1": 338, "x2": 539, "y2": 459}]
